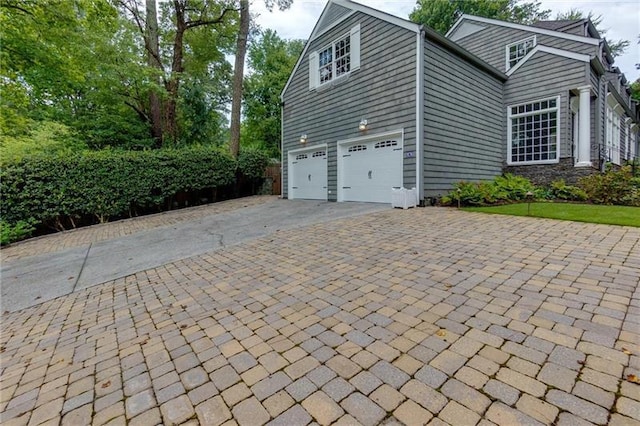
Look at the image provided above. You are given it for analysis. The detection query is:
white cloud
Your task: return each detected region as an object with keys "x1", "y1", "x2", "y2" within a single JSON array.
[{"x1": 255, "y1": 0, "x2": 639, "y2": 81}]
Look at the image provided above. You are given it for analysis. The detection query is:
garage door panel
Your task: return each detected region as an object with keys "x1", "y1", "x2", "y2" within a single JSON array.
[
  {"x1": 290, "y1": 148, "x2": 327, "y2": 200},
  {"x1": 339, "y1": 137, "x2": 402, "y2": 203}
]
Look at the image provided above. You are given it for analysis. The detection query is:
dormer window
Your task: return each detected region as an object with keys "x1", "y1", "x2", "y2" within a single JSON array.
[
  {"x1": 506, "y1": 36, "x2": 536, "y2": 70},
  {"x1": 309, "y1": 24, "x2": 361, "y2": 90}
]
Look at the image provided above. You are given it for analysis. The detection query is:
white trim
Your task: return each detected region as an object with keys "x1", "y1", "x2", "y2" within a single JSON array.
[
  {"x1": 506, "y1": 45, "x2": 590, "y2": 76},
  {"x1": 333, "y1": 0, "x2": 419, "y2": 33},
  {"x1": 337, "y1": 129, "x2": 404, "y2": 146},
  {"x1": 447, "y1": 14, "x2": 599, "y2": 45},
  {"x1": 280, "y1": 102, "x2": 284, "y2": 198},
  {"x1": 337, "y1": 129, "x2": 404, "y2": 202},
  {"x1": 287, "y1": 143, "x2": 328, "y2": 200},
  {"x1": 415, "y1": 29, "x2": 424, "y2": 205},
  {"x1": 507, "y1": 96, "x2": 561, "y2": 166},
  {"x1": 505, "y1": 35, "x2": 536, "y2": 71}
]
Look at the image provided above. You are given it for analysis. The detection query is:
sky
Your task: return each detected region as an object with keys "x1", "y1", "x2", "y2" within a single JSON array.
[{"x1": 253, "y1": 0, "x2": 640, "y2": 82}]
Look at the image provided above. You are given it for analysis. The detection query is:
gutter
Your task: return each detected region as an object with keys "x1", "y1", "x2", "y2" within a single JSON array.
[{"x1": 415, "y1": 26, "x2": 424, "y2": 205}]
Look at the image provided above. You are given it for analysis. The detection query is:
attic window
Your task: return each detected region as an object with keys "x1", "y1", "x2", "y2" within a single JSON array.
[
  {"x1": 506, "y1": 36, "x2": 536, "y2": 70},
  {"x1": 309, "y1": 24, "x2": 361, "y2": 90}
]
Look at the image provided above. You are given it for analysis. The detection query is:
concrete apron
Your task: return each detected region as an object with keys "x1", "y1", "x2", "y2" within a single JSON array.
[{"x1": 1, "y1": 199, "x2": 389, "y2": 313}]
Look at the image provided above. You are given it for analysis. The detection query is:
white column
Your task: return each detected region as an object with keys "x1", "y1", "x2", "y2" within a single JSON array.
[{"x1": 576, "y1": 85, "x2": 592, "y2": 167}]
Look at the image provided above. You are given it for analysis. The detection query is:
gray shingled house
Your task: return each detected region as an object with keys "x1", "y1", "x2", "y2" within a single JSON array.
[{"x1": 280, "y1": 0, "x2": 639, "y2": 204}]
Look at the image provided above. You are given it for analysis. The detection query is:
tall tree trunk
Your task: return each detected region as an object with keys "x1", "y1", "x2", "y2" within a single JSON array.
[
  {"x1": 229, "y1": 0, "x2": 249, "y2": 158},
  {"x1": 164, "y1": 0, "x2": 186, "y2": 145},
  {"x1": 145, "y1": 0, "x2": 163, "y2": 146}
]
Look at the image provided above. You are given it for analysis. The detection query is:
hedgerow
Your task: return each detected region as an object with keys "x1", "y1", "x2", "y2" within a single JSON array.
[{"x1": 1, "y1": 147, "x2": 238, "y2": 239}]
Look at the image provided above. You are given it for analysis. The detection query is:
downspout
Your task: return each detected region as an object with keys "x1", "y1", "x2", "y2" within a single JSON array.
[
  {"x1": 280, "y1": 98, "x2": 285, "y2": 199},
  {"x1": 416, "y1": 26, "x2": 425, "y2": 206}
]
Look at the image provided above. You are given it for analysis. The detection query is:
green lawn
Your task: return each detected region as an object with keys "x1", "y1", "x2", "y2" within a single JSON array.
[{"x1": 464, "y1": 203, "x2": 640, "y2": 227}]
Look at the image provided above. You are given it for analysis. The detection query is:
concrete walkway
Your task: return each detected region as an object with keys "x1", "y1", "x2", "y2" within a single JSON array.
[
  {"x1": 1, "y1": 199, "x2": 639, "y2": 425},
  {"x1": 1, "y1": 197, "x2": 387, "y2": 313}
]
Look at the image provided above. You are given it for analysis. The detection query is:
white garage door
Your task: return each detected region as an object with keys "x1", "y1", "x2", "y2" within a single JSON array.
[
  {"x1": 289, "y1": 147, "x2": 327, "y2": 200},
  {"x1": 339, "y1": 138, "x2": 402, "y2": 203}
]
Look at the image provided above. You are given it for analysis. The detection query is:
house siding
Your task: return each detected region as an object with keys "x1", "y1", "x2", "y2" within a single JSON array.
[
  {"x1": 504, "y1": 51, "x2": 588, "y2": 160},
  {"x1": 455, "y1": 24, "x2": 597, "y2": 73},
  {"x1": 423, "y1": 39, "x2": 503, "y2": 198},
  {"x1": 316, "y1": 3, "x2": 351, "y2": 34},
  {"x1": 282, "y1": 11, "x2": 417, "y2": 200}
]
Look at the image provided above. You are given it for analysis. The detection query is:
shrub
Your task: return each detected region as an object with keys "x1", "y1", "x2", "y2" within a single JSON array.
[
  {"x1": 578, "y1": 165, "x2": 640, "y2": 206},
  {"x1": 550, "y1": 180, "x2": 588, "y2": 201},
  {"x1": 441, "y1": 174, "x2": 538, "y2": 206},
  {"x1": 493, "y1": 174, "x2": 537, "y2": 201},
  {"x1": 0, "y1": 219, "x2": 36, "y2": 246},
  {"x1": 238, "y1": 148, "x2": 270, "y2": 180},
  {"x1": 1, "y1": 147, "x2": 237, "y2": 230}
]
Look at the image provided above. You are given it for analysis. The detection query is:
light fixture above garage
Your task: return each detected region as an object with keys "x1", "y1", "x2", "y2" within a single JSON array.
[
  {"x1": 358, "y1": 119, "x2": 368, "y2": 131},
  {"x1": 300, "y1": 134, "x2": 308, "y2": 144}
]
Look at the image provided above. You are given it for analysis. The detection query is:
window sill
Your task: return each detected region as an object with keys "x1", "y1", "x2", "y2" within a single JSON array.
[
  {"x1": 506, "y1": 159, "x2": 560, "y2": 166},
  {"x1": 315, "y1": 69, "x2": 359, "y2": 92}
]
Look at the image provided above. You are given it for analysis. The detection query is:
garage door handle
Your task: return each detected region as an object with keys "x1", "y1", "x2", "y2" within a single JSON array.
[
  {"x1": 343, "y1": 186, "x2": 351, "y2": 189},
  {"x1": 308, "y1": 174, "x2": 311, "y2": 181},
  {"x1": 368, "y1": 170, "x2": 372, "y2": 179}
]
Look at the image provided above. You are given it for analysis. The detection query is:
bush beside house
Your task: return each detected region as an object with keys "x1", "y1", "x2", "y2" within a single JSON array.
[
  {"x1": 441, "y1": 166, "x2": 639, "y2": 207},
  {"x1": 1, "y1": 147, "x2": 270, "y2": 245}
]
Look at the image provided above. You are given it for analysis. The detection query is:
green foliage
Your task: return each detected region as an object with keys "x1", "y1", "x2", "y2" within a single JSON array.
[
  {"x1": 441, "y1": 174, "x2": 538, "y2": 206},
  {"x1": 0, "y1": 121, "x2": 88, "y2": 161},
  {"x1": 631, "y1": 79, "x2": 640, "y2": 103},
  {"x1": 0, "y1": 219, "x2": 36, "y2": 246},
  {"x1": 1, "y1": 147, "x2": 237, "y2": 229},
  {"x1": 549, "y1": 180, "x2": 588, "y2": 201},
  {"x1": 555, "y1": 9, "x2": 629, "y2": 58},
  {"x1": 409, "y1": 0, "x2": 551, "y2": 34},
  {"x1": 465, "y1": 204, "x2": 640, "y2": 227},
  {"x1": 243, "y1": 30, "x2": 304, "y2": 157},
  {"x1": 237, "y1": 149, "x2": 270, "y2": 179},
  {"x1": 578, "y1": 165, "x2": 640, "y2": 206}
]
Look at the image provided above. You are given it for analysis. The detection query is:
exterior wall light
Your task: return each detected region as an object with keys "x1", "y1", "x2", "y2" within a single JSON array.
[
  {"x1": 300, "y1": 134, "x2": 308, "y2": 144},
  {"x1": 359, "y1": 119, "x2": 368, "y2": 131}
]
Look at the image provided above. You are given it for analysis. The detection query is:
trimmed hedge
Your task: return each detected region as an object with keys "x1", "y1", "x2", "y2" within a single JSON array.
[{"x1": 1, "y1": 147, "x2": 239, "y2": 232}]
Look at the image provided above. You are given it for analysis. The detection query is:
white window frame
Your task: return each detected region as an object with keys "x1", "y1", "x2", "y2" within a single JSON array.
[
  {"x1": 309, "y1": 24, "x2": 360, "y2": 91},
  {"x1": 507, "y1": 96, "x2": 560, "y2": 165},
  {"x1": 505, "y1": 35, "x2": 536, "y2": 70},
  {"x1": 605, "y1": 100, "x2": 622, "y2": 165}
]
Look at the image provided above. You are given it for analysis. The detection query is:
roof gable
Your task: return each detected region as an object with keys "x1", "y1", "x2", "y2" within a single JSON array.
[
  {"x1": 282, "y1": 0, "x2": 419, "y2": 99},
  {"x1": 447, "y1": 14, "x2": 599, "y2": 46}
]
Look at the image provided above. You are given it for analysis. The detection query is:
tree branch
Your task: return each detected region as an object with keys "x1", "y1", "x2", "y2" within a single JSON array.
[{"x1": 185, "y1": 7, "x2": 235, "y2": 29}]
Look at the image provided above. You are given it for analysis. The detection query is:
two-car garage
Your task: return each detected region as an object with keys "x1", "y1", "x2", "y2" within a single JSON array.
[{"x1": 287, "y1": 130, "x2": 404, "y2": 203}]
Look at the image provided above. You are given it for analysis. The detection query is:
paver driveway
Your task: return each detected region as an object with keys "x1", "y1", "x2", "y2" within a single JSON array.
[{"x1": 1, "y1": 200, "x2": 639, "y2": 425}]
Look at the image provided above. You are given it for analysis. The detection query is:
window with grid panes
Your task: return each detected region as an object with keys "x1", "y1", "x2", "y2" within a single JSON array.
[{"x1": 508, "y1": 97, "x2": 559, "y2": 164}]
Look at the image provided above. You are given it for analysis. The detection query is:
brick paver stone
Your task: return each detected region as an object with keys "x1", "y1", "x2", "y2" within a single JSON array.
[
  {"x1": 301, "y1": 391, "x2": 344, "y2": 425},
  {"x1": 232, "y1": 397, "x2": 270, "y2": 426},
  {"x1": 3, "y1": 201, "x2": 640, "y2": 426},
  {"x1": 160, "y1": 395, "x2": 194, "y2": 426},
  {"x1": 341, "y1": 392, "x2": 386, "y2": 426},
  {"x1": 195, "y1": 396, "x2": 232, "y2": 426}
]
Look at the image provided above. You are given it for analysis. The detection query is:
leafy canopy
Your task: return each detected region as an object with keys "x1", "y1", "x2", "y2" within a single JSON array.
[{"x1": 409, "y1": 0, "x2": 551, "y2": 34}]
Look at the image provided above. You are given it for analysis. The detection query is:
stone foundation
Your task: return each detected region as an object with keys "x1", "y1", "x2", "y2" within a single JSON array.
[{"x1": 504, "y1": 158, "x2": 599, "y2": 186}]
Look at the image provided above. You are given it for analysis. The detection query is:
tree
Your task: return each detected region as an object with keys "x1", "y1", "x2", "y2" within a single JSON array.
[
  {"x1": 555, "y1": 9, "x2": 629, "y2": 58},
  {"x1": 409, "y1": 0, "x2": 550, "y2": 34},
  {"x1": 118, "y1": 0, "x2": 237, "y2": 146},
  {"x1": 228, "y1": 0, "x2": 293, "y2": 159},
  {"x1": 229, "y1": 0, "x2": 250, "y2": 158},
  {"x1": 0, "y1": 0, "x2": 153, "y2": 149},
  {"x1": 243, "y1": 30, "x2": 303, "y2": 157}
]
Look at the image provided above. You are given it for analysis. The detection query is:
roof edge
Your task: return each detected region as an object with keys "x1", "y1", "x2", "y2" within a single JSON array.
[{"x1": 425, "y1": 26, "x2": 507, "y2": 81}]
